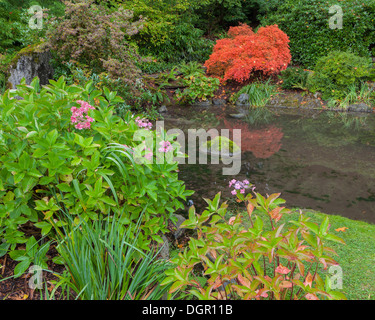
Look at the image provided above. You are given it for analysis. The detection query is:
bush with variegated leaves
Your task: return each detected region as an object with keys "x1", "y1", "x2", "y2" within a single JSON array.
[{"x1": 162, "y1": 187, "x2": 346, "y2": 300}]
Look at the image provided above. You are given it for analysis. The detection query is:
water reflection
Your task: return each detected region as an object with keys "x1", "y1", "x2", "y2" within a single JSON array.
[{"x1": 163, "y1": 106, "x2": 375, "y2": 223}]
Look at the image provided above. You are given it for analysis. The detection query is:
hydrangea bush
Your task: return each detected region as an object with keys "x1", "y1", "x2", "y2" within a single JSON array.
[{"x1": 0, "y1": 76, "x2": 193, "y2": 257}]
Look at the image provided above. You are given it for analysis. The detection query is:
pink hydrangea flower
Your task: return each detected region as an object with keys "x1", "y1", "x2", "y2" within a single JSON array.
[{"x1": 71, "y1": 100, "x2": 95, "y2": 130}]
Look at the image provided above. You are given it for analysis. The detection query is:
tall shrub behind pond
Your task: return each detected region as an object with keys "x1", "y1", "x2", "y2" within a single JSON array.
[{"x1": 259, "y1": 0, "x2": 375, "y2": 69}]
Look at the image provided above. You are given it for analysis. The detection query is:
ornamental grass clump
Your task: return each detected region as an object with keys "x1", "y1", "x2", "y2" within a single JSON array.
[{"x1": 53, "y1": 210, "x2": 171, "y2": 300}]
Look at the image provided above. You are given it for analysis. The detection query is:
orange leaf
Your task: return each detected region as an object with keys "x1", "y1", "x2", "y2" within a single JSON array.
[
  {"x1": 212, "y1": 277, "x2": 224, "y2": 290},
  {"x1": 237, "y1": 274, "x2": 251, "y2": 288},
  {"x1": 303, "y1": 272, "x2": 313, "y2": 288},
  {"x1": 335, "y1": 227, "x2": 348, "y2": 232},
  {"x1": 270, "y1": 207, "x2": 284, "y2": 222},
  {"x1": 280, "y1": 281, "x2": 293, "y2": 289},
  {"x1": 228, "y1": 216, "x2": 236, "y2": 225},
  {"x1": 275, "y1": 264, "x2": 291, "y2": 275},
  {"x1": 246, "y1": 202, "x2": 254, "y2": 219}
]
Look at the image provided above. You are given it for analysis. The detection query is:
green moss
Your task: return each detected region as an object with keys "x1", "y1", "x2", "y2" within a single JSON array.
[
  {"x1": 8, "y1": 42, "x2": 46, "y2": 69},
  {"x1": 203, "y1": 136, "x2": 240, "y2": 154}
]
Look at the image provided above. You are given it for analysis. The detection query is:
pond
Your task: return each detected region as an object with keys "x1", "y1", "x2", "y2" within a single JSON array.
[{"x1": 163, "y1": 104, "x2": 375, "y2": 224}]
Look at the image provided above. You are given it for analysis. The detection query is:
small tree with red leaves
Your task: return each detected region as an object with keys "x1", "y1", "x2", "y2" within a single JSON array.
[{"x1": 204, "y1": 24, "x2": 292, "y2": 83}]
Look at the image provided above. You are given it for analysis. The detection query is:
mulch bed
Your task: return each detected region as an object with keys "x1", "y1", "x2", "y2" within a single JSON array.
[{"x1": 0, "y1": 245, "x2": 72, "y2": 300}]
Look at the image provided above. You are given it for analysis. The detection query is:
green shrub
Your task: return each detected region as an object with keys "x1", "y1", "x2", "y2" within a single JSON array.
[
  {"x1": 192, "y1": 0, "x2": 261, "y2": 35},
  {"x1": 162, "y1": 190, "x2": 346, "y2": 300},
  {"x1": 307, "y1": 51, "x2": 374, "y2": 101},
  {"x1": 279, "y1": 67, "x2": 309, "y2": 90},
  {"x1": 175, "y1": 72, "x2": 220, "y2": 104},
  {"x1": 0, "y1": 3, "x2": 32, "y2": 54},
  {"x1": 117, "y1": 0, "x2": 214, "y2": 63},
  {"x1": 137, "y1": 20, "x2": 213, "y2": 64},
  {"x1": 260, "y1": 0, "x2": 375, "y2": 69},
  {"x1": 178, "y1": 61, "x2": 205, "y2": 78},
  {"x1": 0, "y1": 0, "x2": 65, "y2": 56},
  {"x1": 0, "y1": 76, "x2": 192, "y2": 257},
  {"x1": 45, "y1": 0, "x2": 144, "y2": 90}
]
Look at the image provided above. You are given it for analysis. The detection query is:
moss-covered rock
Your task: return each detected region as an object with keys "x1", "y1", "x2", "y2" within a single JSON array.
[{"x1": 7, "y1": 42, "x2": 53, "y2": 89}]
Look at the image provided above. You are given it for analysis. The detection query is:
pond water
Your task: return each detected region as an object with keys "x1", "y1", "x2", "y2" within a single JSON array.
[{"x1": 163, "y1": 104, "x2": 375, "y2": 224}]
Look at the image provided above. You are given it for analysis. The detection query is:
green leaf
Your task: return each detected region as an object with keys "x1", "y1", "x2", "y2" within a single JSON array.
[
  {"x1": 34, "y1": 200, "x2": 49, "y2": 211},
  {"x1": 319, "y1": 217, "x2": 330, "y2": 236},
  {"x1": 57, "y1": 183, "x2": 72, "y2": 192},
  {"x1": 34, "y1": 221, "x2": 52, "y2": 236},
  {"x1": 13, "y1": 259, "x2": 31, "y2": 278},
  {"x1": 325, "y1": 234, "x2": 345, "y2": 244},
  {"x1": 39, "y1": 176, "x2": 55, "y2": 185},
  {"x1": 99, "y1": 196, "x2": 117, "y2": 206}
]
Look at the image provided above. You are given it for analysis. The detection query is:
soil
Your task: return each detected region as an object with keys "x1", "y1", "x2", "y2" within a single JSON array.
[{"x1": 0, "y1": 245, "x2": 72, "y2": 300}]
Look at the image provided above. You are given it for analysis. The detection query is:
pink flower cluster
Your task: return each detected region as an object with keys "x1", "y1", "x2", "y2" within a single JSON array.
[
  {"x1": 135, "y1": 116, "x2": 152, "y2": 130},
  {"x1": 71, "y1": 100, "x2": 95, "y2": 130},
  {"x1": 229, "y1": 179, "x2": 251, "y2": 195},
  {"x1": 158, "y1": 140, "x2": 172, "y2": 153}
]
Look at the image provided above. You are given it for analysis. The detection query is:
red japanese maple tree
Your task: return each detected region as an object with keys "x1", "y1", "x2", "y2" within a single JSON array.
[{"x1": 204, "y1": 24, "x2": 291, "y2": 83}]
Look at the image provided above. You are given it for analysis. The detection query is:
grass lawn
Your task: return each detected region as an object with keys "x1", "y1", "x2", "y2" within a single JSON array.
[
  {"x1": 296, "y1": 209, "x2": 375, "y2": 300},
  {"x1": 223, "y1": 203, "x2": 375, "y2": 300}
]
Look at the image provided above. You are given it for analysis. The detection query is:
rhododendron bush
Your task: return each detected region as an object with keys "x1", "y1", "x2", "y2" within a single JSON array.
[
  {"x1": 204, "y1": 24, "x2": 292, "y2": 83},
  {"x1": 0, "y1": 77, "x2": 192, "y2": 257}
]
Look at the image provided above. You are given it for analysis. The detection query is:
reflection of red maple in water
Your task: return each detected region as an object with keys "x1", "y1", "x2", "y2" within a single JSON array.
[{"x1": 219, "y1": 116, "x2": 284, "y2": 159}]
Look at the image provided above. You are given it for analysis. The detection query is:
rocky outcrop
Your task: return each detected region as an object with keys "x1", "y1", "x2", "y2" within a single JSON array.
[{"x1": 7, "y1": 44, "x2": 54, "y2": 89}]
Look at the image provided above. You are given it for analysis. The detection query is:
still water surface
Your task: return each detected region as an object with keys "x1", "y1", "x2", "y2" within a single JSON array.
[{"x1": 164, "y1": 105, "x2": 375, "y2": 224}]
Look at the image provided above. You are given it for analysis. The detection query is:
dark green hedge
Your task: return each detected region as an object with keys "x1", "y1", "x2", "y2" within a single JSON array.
[{"x1": 259, "y1": 0, "x2": 375, "y2": 69}]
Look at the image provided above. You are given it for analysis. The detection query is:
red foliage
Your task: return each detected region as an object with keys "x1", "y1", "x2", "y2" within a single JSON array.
[
  {"x1": 218, "y1": 115, "x2": 284, "y2": 159},
  {"x1": 227, "y1": 23, "x2": 254, "y2": 38},
  {"x1": 204, "y1": 24, "x2": 292, "y2": 83}
]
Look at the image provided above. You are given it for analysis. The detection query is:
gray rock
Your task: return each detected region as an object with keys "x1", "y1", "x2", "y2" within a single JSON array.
[
  {"x1": 235, "y1": 93, "x2": 250, "y2": 106},
  {"x1": 229, "y1": 112, "x2": 247, "y2": 119},
  {"x1": 192, "y1": 99, "x2": 212, "y2": 107},
  {"x1": 212, "y1": 98, "x2": 226, "y2": 105},
  {"x1": 158, "y1": 105, "x2": 168, "y2": 113},
  {"x1": 8, "y1": 48, "x2": 54, "y2": 89},
  {"x1": 313, "y1": 92, "x2": 322, "y2": 99},
  {"x1": 347, "y1": 103, "x2": 372, "y2": 113},
  {"x1": 172, "y1": 214, "x2": 186, "y2": 239},
  {"x1": 159, "y1": 235, "x2": 170, "y2": 260}
]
